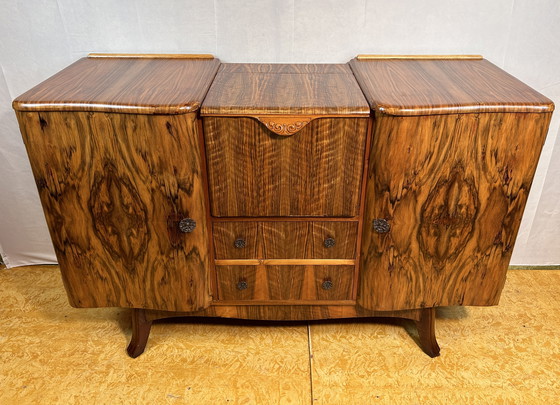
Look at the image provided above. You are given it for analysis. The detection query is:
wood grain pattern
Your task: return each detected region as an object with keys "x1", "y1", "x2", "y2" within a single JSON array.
[
  {"x1": 17, "y1": 111, "x2": 211, "y2": 311},
  {"x1": 218, "y1": 64, "x2": 354, "y2": 74},
  {"x1": 201, "y1": 63, "x2": 369, "y2": 116},
  {"x1": 204, "y1": 117, "x2": 368, "y2": 217},
  {"x1": 359, "y1": 112, "x2": 552, "y2": 311},
  {"x1": 13, "y1": 57, "x2": 220, "y2": 114},
  {"x1": 349, "y1": 58, "x2": 554, "y2": 115},
  {"x1": 216, "y1": 265, "x2": 354, "y2": 301}
]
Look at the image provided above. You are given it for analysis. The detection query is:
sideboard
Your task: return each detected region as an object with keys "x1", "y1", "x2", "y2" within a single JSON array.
[{"x1": 12, "y1": 53, "x2": 554, "y2": 358}]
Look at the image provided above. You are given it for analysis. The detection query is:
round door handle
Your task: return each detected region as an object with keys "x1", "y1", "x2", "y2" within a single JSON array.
[
  {"x1": 178, "y1": 218, "x2": 196, "y2": 233},
  {"x1": 373, "y1": 218, "x2": 390, "y2": 234},
  {"x1": 322, "y1": 280, "x2": 333, "y2": 290},
  {"x1": 234, "y1": 238, "x2": 246, "y2": 249},
  {"x1": 324, "y1": 237, "x2": 336, "y2": 248},
  {"x1": 237, "y1": 280, "x2": 248, "y2": 290}
]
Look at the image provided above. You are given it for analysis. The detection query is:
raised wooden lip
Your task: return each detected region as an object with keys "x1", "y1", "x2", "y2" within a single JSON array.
[
  {"x1": 356, "y1": 54, "x2": 483, "y2": 60},
  {"x1": 88, "y1": 53, "x2": 215, "y2": 59}
]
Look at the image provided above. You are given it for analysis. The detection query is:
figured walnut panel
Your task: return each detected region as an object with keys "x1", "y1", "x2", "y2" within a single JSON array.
[
  {"x1": 311, "y1": 222, "x2": 358, "y2": 259},
  {"x1": 260, "y1": 222, "x2": 311, "y2": 258},
  {"x1": 201, "y1": 63, "x2": 369, "y2": 116},
  {"x1": 204, "y1": 117, "x2": 368, "y2": 217},
  {"x1": 13, "y1": 57, "x2": 221, "y2": 114},
  {"x1": 17, "y1": 111, "x2": 211, "y2": 311},
  {"x1": 216, "y1": 265, "x2": 354, "y2": 301},
  {"x1": 213, "y1": 222, "x2": 259, "y2": 259},
  {"x1": 349, "y1": 58, "x2": 554, "y2": 116},
  {"x1": 359, "y1": 112, "x2": 552, "y2": 310},
  {"x1": 213, "y1": 221, "x2": 357, "y2": 260}
]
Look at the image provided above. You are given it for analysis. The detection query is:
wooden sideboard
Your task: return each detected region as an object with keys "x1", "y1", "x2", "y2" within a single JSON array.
[{"x1": 13, "y1": 54, "x2": 554, "y2": 358}]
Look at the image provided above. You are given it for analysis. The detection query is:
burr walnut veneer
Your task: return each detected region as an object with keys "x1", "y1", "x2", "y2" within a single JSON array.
[{"x1": 13, "y1": 54, "x2": 553, "y2": 358}]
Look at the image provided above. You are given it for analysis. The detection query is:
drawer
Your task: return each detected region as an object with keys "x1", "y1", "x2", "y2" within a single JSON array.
[
  {"x1": 216, "y1": 265, "x2": 354, "y2": 301},
  {"x1": 213, "y1": 221, "x2": 358, "y2": 259},
  {"x1": 203, "y1": 117, "x2": 368, "y2": 217}
]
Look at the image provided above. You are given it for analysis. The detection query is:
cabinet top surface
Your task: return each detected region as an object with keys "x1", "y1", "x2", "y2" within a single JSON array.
[
  {"x1": 13, "y1": 56, "x2": 221, "y2": 114},
  {"x1": 201, "y1": 63, "x2": 370, "y2": 116},
  {"x1": 349, "y1": 58, "x2": 554, "y2": 116}
]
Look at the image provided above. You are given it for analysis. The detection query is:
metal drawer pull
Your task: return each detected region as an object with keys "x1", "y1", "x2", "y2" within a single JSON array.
[
  {"x1": 322, "y1": 280, "x2": 333, "y2": 290},
  {"x1": 324, "y1": 237, "x2": 336, "y2": 248},
  {"x1": 234, "y1": 238, "x2": 246, "y2": 249},
  {"x1": 237, "y1": 280, "x2": 248, "y2": 290},
  {"x1": 178, "y1": 218, "x2": 196, "y2": 233}
]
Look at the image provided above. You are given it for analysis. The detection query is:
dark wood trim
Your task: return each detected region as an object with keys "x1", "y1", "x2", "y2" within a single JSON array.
[
  {"x1": 414, "y1": 308, "x2": 441, "y2": 358},
  {"x1": 127, "y1": 309, "x2": 153, "y2": 358},
  {"x1": 125, "y1": 306, "x2": 441, "y2": 358}
]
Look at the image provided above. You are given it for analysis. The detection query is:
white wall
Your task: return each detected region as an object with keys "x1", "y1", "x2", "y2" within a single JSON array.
[{"x1": 1, "y1": 0, "x2": 559, "y2": 267}]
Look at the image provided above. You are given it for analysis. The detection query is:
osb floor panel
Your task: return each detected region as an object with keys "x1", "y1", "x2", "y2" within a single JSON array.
[{"x1": 0, "y1": 266, "x2": 559, "y2": 404}]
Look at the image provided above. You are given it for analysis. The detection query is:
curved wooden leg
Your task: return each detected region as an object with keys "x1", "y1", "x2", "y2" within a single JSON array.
[
  {"x1": 127, "y1": 309, "x2": 153, "y2": 358},
  {"x1": 414, "y1": 307, "x2": 440, "y2": 358}
]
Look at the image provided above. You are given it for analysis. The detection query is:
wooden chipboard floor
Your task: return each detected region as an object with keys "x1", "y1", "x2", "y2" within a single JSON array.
[{"x1": 0, "y1": 265, "x2": 558, "y2": 404}]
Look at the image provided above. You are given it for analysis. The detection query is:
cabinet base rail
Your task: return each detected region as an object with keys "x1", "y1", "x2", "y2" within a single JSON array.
[{"x1": 127, "y1": 306, "x2": 440, "y2": 358}]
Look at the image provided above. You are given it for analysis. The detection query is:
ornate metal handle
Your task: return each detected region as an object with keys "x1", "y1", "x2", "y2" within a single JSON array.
[
  {"x1": 322, "y1": 280, "x2": 333, "y2": 290},
  {"x1": 178, "y1": 218, "x2": 196, "y2": 233},
  {"x1": 234, "y1": 238, "x2": 246, "y2": 249},
  {"x1": 373, "y1": 218, "x2": 390, "y2": 234},
  {"x1": 237, "y1": 280, "x2": 248, "y2": 290},
  {"x1": 324, "y1": 237, "x2": 336, "y2": 248}
]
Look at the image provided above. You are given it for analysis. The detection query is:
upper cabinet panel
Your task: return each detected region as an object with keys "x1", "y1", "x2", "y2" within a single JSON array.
[
  {"x1": 201, "y1": 63, "x2": 369, "y2": 116},
  {"x1": 13, "y1": 54, "x2": 220, "y2": 115},
  {"x1": 349, "y1": 56, "x2": 554, "y2": 116}
]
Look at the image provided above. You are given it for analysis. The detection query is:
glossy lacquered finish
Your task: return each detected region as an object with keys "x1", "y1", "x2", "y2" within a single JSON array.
[
  {"x1": 12, "y1": 54, "x2": 554, "y2": 359},
  {"x1": 349, "y1": 57, "x2": 554, "y2": 116},
  {"x1": 13, "y1": 55, "x2": 220, "y2": 114},
  {"x1": 201, "y1": 63, "x2": 369, "y2": 116}
]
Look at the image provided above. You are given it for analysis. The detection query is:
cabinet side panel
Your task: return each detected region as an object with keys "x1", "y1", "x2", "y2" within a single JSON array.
[
  {"x1": 359, "y1": 112, "x2": 551, "y2": 310},
  {"x1": 16, "y1": 111, "x2": 211, "y2": 311}
]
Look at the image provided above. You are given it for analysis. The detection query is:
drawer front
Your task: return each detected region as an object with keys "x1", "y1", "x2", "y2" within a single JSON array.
[
  {"x1": 204, "y1": 117, "x2": 368, "y2": 217},
  {"x1": 213, "y1": 221, "x2": 358, "y2": 259},
  {"x1": 216, "y1": 265, "x2": 354, "y2": 301}
]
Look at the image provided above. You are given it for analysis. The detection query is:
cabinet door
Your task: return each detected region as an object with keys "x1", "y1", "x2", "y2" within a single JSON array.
[
  {"x1": 358, "y1": 112, "x2": 551, "y2": 311},
  {"x1": 203, "y1": 117, "x2": 368, "y2": 217},
  {"x1": 17, "y1": 111, "x2": 211, "y2": 312}
]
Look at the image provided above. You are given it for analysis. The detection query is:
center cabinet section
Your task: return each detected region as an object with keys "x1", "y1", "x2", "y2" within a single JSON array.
[
  {"x1": 201, "y1": 63, "x2": 370, "y2": 303},
  {"x1": 201, "y1": 63, "x2": 371, "y2": 218}
]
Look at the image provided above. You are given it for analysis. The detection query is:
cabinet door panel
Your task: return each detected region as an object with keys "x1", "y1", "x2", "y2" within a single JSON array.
[
  {"x1": 359, "y1": 112, "x2": 551, "y2": 311},
  {"x1": 203, "y1": 117, "x2": 368, "y2": 217},
  {"x1": 17, "y1": 111, "x2": 211, "y2": 311}
]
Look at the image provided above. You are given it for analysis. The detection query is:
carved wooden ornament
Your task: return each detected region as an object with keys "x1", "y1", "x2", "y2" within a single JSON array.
[{"x1": 255, "y1": 116, "x2": 314, "y2": 136}]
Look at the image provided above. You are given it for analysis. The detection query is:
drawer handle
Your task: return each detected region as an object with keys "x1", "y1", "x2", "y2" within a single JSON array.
[
  {"x1": 373, "y1": 218, "x2": 390, "y2": 234},
  {"x1": 324, "y1": 237, "x2": 336, "y2": 248},
  {"x1": 178, "y1": 218, "x2": 196, "y2": 233},
  {"x1": 234, "y1": 238, "x2": 246, "y2": 249},
  {"x1": 237, "y1": 280, "x2": 248, "y2": 290},
  {"x1": 322, "y1": 279, "x2": 333, "y2": 290}
]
